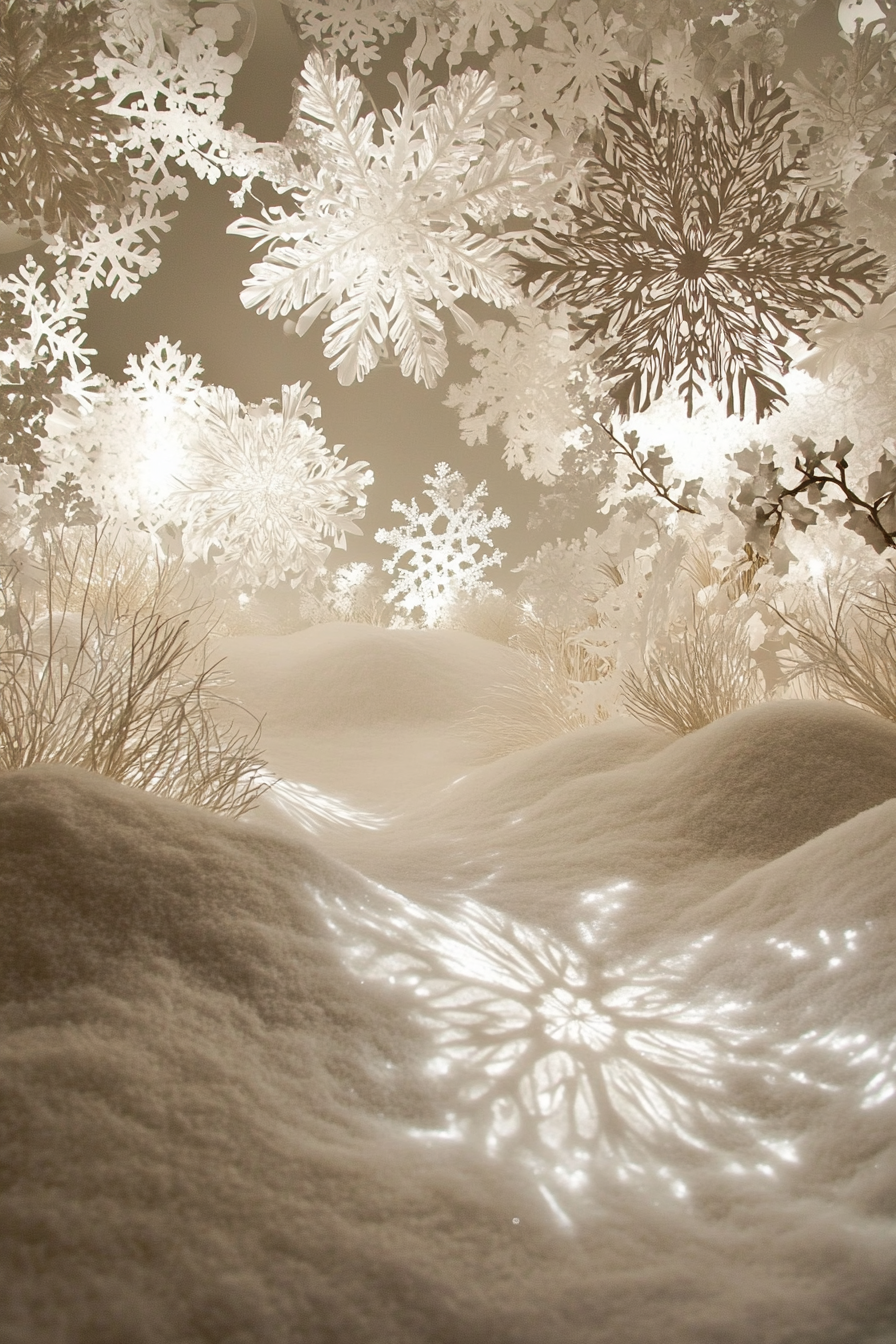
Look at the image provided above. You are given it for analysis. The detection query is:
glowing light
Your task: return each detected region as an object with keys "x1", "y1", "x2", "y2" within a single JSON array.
[
  {"x1": 314, "y1": 879, "x2": 822, "y2": 1220},
  {"x1": 268, "y1": 776, "x2": 388, "y2": 834}
]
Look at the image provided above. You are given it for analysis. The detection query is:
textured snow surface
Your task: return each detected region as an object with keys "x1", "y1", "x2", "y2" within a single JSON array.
[{"x1": 2, "y1": 624, "x2": 896, "y2": 1343}]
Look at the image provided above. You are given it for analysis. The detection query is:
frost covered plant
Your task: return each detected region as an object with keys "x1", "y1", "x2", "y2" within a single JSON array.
[
  {"x1": 775, "y1": 579, "x2": 896, "y2": 723},
  {"x1": 174, "y1": 381, "x2": 373, "y2": 593},
  {"x1": 444, "y1": 303, "x2": 591, "y2": 482},
  {"x1": 469, "y1": 613, "x2": 610, "y2": 758},
  {"x1": 621, "y1": 602, "x2": 763, "y2": 736},
  {"x1": 0, "y1": 528, "x2": 268, "y2": 816},
  {"x1": 376, "y1": 462, "x2": 509, "y2": 626},
  {"x1": 229, "y1": 52, "x2": 550, "y2": 386}
]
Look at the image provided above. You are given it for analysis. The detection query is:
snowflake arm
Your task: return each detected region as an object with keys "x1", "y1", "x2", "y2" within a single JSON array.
[
  {"x1": 229, "y1": 53, "x2": 550, "y2": 387},
  {"x1": 0, "y1": 258, "x2": 101, "y2": 412}
]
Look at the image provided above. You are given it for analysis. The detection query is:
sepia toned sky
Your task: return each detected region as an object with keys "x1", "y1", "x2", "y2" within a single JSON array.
[{"x1": 7, "y1": 0, "x2": 846, "y2": 573}]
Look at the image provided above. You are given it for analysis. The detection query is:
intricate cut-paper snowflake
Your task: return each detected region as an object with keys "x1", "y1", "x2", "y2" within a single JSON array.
[
  {"x1": 444, "y1": 303, "x2": 590, "y2": 482},
  {"x1": 516, "y1": 65, "x2": 887, "y2": 420},
  {"x1": 317, "y1": 879, "x2": 810, "y2": 1222},
  {"x1": 376, "y1": 463, "x2": 509, "y2": 625},
  {"x1": 229, "y1": 53, "x2": 550, "y2": 387},
  {"x1": 0, "y1": 0, "x2": 131, "y2": 239},
  {"x1": 283, "y1": 0, "x2": 552, "y2": 70},
  {"x1": 492, "y1": 1, "x2": 627, "y2": 139},
  {"x1": 175, "y1": 382, "x2": 373, "y2": 591}
]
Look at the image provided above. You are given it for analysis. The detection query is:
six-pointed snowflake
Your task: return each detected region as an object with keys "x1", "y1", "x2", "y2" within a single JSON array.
[
  {"x1": 229, "y1": 52, "x2": 550, "y2": 387},
  {"x1": 376, "y1": 462, "x2": 509, "y2": 624},
  {"x1": 515, "y1": 65, "x2": 886, "y2": 420}
]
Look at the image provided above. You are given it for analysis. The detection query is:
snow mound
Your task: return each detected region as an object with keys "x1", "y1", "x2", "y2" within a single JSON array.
[
  {"x1": 216, "y1": 622, "x2": 523, "y2": 732},
  {"x1": 1, "y1": 764, "x2": 896, "y2": 1341},
  {"x1": 336, "y1": 699, "x2": 896, "y2": 941}
]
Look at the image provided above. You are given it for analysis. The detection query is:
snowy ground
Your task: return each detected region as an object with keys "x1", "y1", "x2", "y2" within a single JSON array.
[{"x1": 2, "y1": 622, "x2": 896, "y2": 1343}]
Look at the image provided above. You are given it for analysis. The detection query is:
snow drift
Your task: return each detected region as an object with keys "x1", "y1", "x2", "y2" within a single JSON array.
[{"x1": 2, "y1": 624, "x2": 896, "y2": 1342}]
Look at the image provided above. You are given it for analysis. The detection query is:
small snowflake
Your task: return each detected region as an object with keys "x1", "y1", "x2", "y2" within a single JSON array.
[
  {"x1": 376, "y1": 462, "x2": 509, "y2": 624},
  {"x1": 444, "y1": 303, "x2": 590, "y2": 482},
  {"x1": 649, "y1": 25, "x2": 704, "y2": 107},
  {"x1": 492, "y1": 2, "x2": 627, "y2": 139},
  {"x1": 124, "y1": 335, "x2": 205, "y2": 407},
  {"x1": 45, "y1": 200, "x2": 175, "y2": 303},
  {"x1": 283, "y1": 0, "x2": 409, "y2": 75}
]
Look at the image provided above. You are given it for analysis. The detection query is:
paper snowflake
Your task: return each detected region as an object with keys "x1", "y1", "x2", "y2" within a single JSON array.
[
  {"x1": 229, "y1": 53, "x2": 550, "y2": 387},
  {"x1": 444, "y1": 304, "x2": 590, "y2": 482},
  {"x1": 123, "y1": 335, "x2": 205, "y2": 407},
  {"x1": 283, "y1": 0, "x2": 553, "y2": 70},
  {"x1": 376, "y1": 462, "x2": 509, "y2": 624},
  {"x1": 47, "y1": 5, "x2": 283, "y2": 301},
  {"x1": 282, "y1": 0, "x2": 410, "y2": 74},
  {"x1": 174, "y1": 382, "x2": 373, "y2": 591},
  {"x1": 491, "y1": 2, "x2": 627, "y2": 140},
  {"x1": 516, "y1": 66, "x2": 887, "y2": 420},
  {"x1": 0, "y1": 258, "x2": 101, "y2": 412},
  {"x1": 0, "y1": 0, "x2": 131, "y2": 238}
]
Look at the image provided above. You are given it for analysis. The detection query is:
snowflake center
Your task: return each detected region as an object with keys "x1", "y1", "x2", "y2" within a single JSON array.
[
  {"x1": 677, "y1": 248, "x2": 710, "y2": 280},
  {"x1": 537, "y1": 988, "x2": 615, "y2": 1052}
]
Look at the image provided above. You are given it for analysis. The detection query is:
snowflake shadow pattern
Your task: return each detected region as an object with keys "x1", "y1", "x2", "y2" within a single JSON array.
[{"x1": 311, "y1": 876, "x2": 864, "y2": 1225}]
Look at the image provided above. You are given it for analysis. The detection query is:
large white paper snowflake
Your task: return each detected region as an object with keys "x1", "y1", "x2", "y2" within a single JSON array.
[
  {"x1": 174, "y1": 381, "x2": 373, "y2": 591},
  {"x1": 376, "y1": 463, "x2": 509, "y2": 625},
  {"x1": 229, "y1": 53, "x2": 550, "y2": 387}
]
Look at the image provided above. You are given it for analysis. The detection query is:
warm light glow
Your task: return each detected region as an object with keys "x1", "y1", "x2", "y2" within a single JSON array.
[
  {"x1": 309, "y1": 878, "x2": 878, "y2": 1226},
  {"x1": 269, "y1": 777, "x2": 388, "y2": 834}
]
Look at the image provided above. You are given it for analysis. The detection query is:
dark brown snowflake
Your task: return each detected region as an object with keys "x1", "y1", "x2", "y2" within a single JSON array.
[
  {"x1": 515, "y1": 65, "x2": 887, "y2": 420},
  {"x1": 0, "y1": 0, "x2": 130, "y2": 240}
]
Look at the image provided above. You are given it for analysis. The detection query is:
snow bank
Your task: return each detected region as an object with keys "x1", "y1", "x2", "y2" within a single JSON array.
[
  {"x1": 336, "y1": 699, "x2": 896, "y2": 947},
  {"x1": 215, "y1": 622, "x2": 522, "y2": 732},
  {"x1": 216, "y1": 622, "x2": 526, "y2": 815},
  {"x1": 2, "y1": 758, "x2": 895, "y2": 1342}
]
